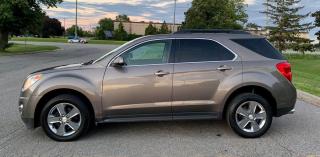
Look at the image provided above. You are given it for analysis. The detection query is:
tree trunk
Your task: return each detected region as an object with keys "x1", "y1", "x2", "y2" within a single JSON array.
[{"x1": 0, "y1": 30, "x2": 9, "y2": 51}]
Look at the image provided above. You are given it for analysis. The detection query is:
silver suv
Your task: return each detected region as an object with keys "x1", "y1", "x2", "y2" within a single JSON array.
[{"x1": 19, "y1": 30, "x2": 296, "y2": 141}]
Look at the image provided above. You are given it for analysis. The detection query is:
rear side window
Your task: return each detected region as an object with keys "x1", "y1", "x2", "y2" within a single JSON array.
[
  {"x1": 232, "y1": 38, "x2": 284, "y2": 60},
  {"x1": 174, "y1": 39, "x2": 235, "y2": 63}
]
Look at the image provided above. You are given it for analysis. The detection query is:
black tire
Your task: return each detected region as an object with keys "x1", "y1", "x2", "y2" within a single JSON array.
[
  {"x1": 226, "y1": 93, "x2": 272, "y2": 138},
  {"x1": 40, "y1": 94, "x2": 91, "y2": 141}
]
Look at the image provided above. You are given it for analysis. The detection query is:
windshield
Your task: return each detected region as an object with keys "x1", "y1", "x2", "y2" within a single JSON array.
[{"x1": 93, "y1": 37, "x2": 143, "y2": 63}]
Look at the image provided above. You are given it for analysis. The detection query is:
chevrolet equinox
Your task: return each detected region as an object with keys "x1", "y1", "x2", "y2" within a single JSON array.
[{"x1": 19, "y1": 30, "x2": 297, "y2": 141}]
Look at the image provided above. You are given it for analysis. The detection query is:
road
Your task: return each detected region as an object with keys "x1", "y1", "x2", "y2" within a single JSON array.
[{"x1": 0, "y1": 42, "x2": 319, "y2": 157}]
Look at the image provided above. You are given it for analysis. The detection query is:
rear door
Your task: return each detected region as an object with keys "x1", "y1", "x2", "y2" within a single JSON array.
[{"x1": 172, "y1": 39, "x2": 242, "y2": 118}]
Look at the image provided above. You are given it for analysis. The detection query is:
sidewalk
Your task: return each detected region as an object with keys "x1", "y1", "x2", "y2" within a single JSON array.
[{"x1": 298, "y1": 90, "x2": 320, "y2": 107}]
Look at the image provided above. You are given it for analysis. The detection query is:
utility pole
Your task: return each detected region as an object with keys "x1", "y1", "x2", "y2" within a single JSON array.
[
  {"x1": 63, "y1": 18, "x2": 66, "y2": 37},
  {"x1": 265, "y1": 0, "x2": 270, "y2": 26},
  {"x1": 75, "y1": 0, "x2": 78, "y2": 38},
  {"x1": 265, "y1": 0, "x2": 270, "y2": 37},
  {"x1": 172, "y1": 0, "x2": 177, "y2": 32}
]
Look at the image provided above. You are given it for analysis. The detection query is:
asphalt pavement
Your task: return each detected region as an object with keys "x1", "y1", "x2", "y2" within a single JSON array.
[{"x1": 0, "y1": 42, "x2": 319, "y2": 157}]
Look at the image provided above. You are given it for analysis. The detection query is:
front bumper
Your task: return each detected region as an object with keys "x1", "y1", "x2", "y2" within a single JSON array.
[
  {"x1": 19, "y1": 96, "x2": 35, "y2": 129},
  {"x1": 288, "y1": 108, "x2": 295, "y2": 114},
  {"x1": 19, "y1": 94, "x2": 39, "y2": 129},
  {"x1": 21, "y1": 117, "x2": 34, "y2": 129}
]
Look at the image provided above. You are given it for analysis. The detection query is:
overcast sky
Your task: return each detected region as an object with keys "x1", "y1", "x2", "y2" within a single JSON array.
[{"x1": 44, "y1": 0, "x2": 320, "y2": 41}]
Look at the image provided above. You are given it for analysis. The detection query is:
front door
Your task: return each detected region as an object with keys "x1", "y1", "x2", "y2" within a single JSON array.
[{"x1": 102, "y1": 40, "x2": 173, "y2": 119}]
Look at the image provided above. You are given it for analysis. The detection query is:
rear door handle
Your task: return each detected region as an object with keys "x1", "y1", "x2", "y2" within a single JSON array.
[
  {"x1": 154, "y1": 70, "x2": 170, "y2": 77},
  {"x1": 217, "y1": 65, "x2": 232, "y2": 71}
]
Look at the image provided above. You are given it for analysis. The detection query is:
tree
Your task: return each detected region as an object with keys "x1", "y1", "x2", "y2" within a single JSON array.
[
  {"x1": 114, "y1": 22, "x2": 128, "y2": 41},
  {"x1": 66, "y1": 25, "x2": 84, "y2": 37},
  {"x1": 98, "y1": 18, "x2": 114, "y2": 31},
  {"x1": 83, "y1": 30, "x2": 94, "y2": 37},
  {"x1": 182, "y1": 0, "x2": 248, "y2": 29},
  {"x1": 158, "y1": 21, "x2": 171, "y2": 34},
  {"x1": 312, "y1": 11, "x2": 320, "y2": 41},
  {"x1": 0, "y1": 0, "x2": 62, "y2": 50},
  {"x1": 262, "y1": 0, "x2": 314, "y2": 54},
  {"x1": 145, "y1": 23, "x2": 158, "y2": 35},
  {"x1": 246, "y1": 23, "x2": 261, "y2": 30},
  {"x1": 41, "y1": 16, "x2": 65, "y2": 38},
  {"x1": 116, "y1": 14, "x2": 130, "y2": 22},
  {"x1": 245, "y1": 23, "x2": 261, "y2": 35},
  {"x1": 95, "y1": 18, "x2": 114, "y2": 40}
]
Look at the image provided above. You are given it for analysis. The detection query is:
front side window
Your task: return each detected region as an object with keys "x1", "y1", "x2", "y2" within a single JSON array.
[
  {"x1": 121, "y1": 40, "x2": 170, "y2": 66},
  {"x1": 174, "y1": 39, "x2": 235, "y2": 63}
]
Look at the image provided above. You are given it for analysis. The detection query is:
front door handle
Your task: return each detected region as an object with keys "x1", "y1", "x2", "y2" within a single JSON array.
[
  {"x1": 217, "y1": 65, "x2": 232, "y2": 71},
  {"x1": 154, "y1": 70, "x2": 170, "y2": 77}
]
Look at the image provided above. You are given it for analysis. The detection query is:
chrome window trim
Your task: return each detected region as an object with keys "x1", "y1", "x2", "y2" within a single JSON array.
[{"x1": 107, "y1": 38, "x2": 239, "y2": 68}]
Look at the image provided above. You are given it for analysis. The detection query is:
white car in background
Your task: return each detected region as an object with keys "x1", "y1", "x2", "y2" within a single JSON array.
[{"x1": 68, "y1": 37, "x2": 88, "y2": 44}]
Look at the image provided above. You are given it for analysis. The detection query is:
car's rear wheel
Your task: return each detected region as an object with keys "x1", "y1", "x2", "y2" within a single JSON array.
[
  {"x1": 40, "y1": 94, "x2": 91, "y2": 141},
  {"x1": 227, "y1": 93, "x2": 272, "y2": 138}
]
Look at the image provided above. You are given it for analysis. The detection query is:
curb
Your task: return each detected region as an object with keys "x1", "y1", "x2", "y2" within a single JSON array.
[
  {"x1": 0, "y1": 48, "x2": 62, "y2": 56},
  {"x1": 297, "y1": 90, "x2": 320, "y2": 107}
]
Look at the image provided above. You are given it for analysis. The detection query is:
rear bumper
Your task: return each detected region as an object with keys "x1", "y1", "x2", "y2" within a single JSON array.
[
  {"x1": 275, "y1": 106, "x2": 295, "y2": 117},
  {"x1": 274, "y1": 80, "x2": 297, "y2": 117}
]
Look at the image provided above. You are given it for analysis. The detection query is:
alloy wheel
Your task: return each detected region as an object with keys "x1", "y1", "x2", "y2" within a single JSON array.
[
  {"x1": 235, "y1": 101, "x2": 267, "y2": 133},
  {"x1": 47, "y1": 103, "x2": 82, "y2": 137}
]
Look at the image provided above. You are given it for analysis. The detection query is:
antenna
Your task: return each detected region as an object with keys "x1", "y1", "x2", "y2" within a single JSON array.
[
  {"x1": 75, "y1": 0, "x2": 78, "y2": 38},
  {"x1": 63, "y1": 18, "x2": 66, "y2": 37}
]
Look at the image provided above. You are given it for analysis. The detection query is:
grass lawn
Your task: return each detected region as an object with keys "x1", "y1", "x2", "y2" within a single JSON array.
[
  {"x1": 0, "y1": 44, "x2": 59, "y2": 55},
  {"x1": 11, "y1": 37, "x2": 127, "y2": 45},
  {"x1": 89, "y1": 39, "x2": 127, "y2": 45},
  {"x1": 285, "y1": 54, "x2": 320, "y2": 97}
]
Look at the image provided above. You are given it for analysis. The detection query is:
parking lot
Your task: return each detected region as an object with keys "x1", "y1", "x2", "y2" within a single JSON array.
[{"x1": 0, "y1": 42, "x2": 319, "y2": 157}]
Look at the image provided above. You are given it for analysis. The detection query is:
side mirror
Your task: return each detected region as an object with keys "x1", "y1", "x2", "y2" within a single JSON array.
[{"x1": 111, "y1": 56, "x2": 126, "y2": 67}]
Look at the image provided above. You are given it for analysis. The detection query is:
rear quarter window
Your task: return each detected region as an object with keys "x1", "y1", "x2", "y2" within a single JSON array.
[{"x1": 231, "y1": 38, "x2": 284, "y2": 60}]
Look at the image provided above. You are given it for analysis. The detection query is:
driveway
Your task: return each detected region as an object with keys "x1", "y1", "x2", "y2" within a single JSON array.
[{"x1": 0, "y1": 42, "x2": 319, "y2": 157}]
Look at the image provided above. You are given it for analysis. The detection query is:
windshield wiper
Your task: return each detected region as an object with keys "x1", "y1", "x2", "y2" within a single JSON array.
[{"x1": 83, "y1": 60, "x2": 94, "y2": 65}]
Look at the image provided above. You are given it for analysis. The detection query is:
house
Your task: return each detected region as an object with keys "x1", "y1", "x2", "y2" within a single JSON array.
[{"x1": 114, "y1": 21, "x2": 181, "y2": 35}]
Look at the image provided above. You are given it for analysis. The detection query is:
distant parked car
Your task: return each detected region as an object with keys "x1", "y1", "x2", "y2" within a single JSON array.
[
  {"x1": 67, "y1": 36, "x2": 75, "y2": 39},
  {"x1": 68, "y1": 37, "x2": 87, "y2": 44}
]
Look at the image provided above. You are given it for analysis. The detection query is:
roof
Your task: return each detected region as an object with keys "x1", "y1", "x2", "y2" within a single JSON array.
[
  {"x1": 173, "y1": 29, "x2": 250, "y2": 35},
  {"x1": 139, "y1": 32, "x2": 263, "y2": 40},
  {"x1": 113, "y1": 20, "x2": 182, "y2": 25}
]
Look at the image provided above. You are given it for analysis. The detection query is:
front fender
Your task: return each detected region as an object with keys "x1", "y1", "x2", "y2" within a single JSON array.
[
  {"x1": 34, "y1": 75, "x2": 98, "y2": 98},
  {"x1": 26, "y1": 69, "x2": 104, "y2": 120}
]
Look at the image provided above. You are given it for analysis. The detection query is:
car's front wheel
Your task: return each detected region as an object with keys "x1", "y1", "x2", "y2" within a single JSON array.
[
  {"x1": 40, "y1": 94, "x2": 91, "y2": 141},
  {"x1": 227, "y1": 93, "x2": 272, "y2": 138}
]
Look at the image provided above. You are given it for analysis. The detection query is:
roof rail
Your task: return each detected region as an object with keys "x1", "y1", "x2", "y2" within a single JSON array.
[{"x1": 173, "y1": 29, "x2": 250, "y2": 34}]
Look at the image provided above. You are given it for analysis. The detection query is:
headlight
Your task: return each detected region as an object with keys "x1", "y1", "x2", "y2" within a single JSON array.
[{"x1": 22, "y1": 74, "x2": 42, "y2": 91}]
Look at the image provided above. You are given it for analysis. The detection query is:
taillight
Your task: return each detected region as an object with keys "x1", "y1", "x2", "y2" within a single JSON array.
[{"x1": 276, "y1": 62, "x2": 292, "y2": 82}]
